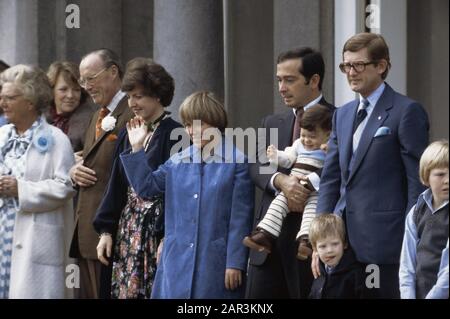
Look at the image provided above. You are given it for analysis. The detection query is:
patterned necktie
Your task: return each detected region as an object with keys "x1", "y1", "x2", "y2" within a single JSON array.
[
  {"x1": 95, "y1": 107, "x2": 110, "y2": 139},
  {"x1": 292, "y1": 107, "x2": 304, "y2": 142},
  {"x1": 352, "y1": 98, "x2": 370, "y2": 135}
]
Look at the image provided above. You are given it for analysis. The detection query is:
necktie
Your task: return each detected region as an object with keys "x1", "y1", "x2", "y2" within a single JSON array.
[
  {"x1": 292, "y1": 107, "x2": 304, "y2": 142},
  {"x1": 95, "y1": 107, "x2": 111, "y2": 139},
  {"x1": 352, "y1": 98, "x2": 370, "y2": 135}
]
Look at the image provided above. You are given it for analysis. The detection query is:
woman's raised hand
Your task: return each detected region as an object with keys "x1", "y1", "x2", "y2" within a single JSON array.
[{"x1": 126, "y1": 116, "x2": 148, "y2": 153}]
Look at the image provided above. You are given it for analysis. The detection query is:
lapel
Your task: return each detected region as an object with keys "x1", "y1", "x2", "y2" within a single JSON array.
[
  {"x1": 84, "y1": 96, "x2": 128, "y2": 159},
  {"x1": 342, "y1": 101, "x2": 360, "y2": 181},
  {"x1": 276, "y1": 111, "x2": 295, "y2": 147},
  {"x1": 347, "y1": 84, "x2": 394, "y2": 183}
]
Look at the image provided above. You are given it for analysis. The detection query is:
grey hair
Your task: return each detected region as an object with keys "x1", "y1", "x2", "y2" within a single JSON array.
[
  {"x1": 82, "y1": 48, "x2": 123, "y2": 79},
  {"x1": 0, "y1": 64, "x2": 53, "y2": 114}
]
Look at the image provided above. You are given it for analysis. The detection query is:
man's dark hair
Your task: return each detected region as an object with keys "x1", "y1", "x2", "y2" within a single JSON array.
[
  {"x1": 277, "y1": 47, "x2": 325, "y2": 90},
  {"x1": 300, "y1": 104, "x2": 332, "y2": 132}
]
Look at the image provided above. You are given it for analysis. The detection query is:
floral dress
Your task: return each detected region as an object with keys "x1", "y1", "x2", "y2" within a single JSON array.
[
  {"x1": 110, "y1": 189, "x2": 164, "y2": 299},
  {"x1": 110, "y1": 121, "x2": 166, "y2": 299}
]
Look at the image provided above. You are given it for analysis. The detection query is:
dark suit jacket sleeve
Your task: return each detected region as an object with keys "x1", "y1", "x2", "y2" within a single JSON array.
[
  {"x1": 93, "y1": 128, "x2": 129, "y2": 235},
  {"x1": 398, "y1": 101, "x2": 429, "y2": 211},
  {"x1": 317, "y1": 110, "x2": 342, "y2": 213},
  {"x1": 249, "y1": 116, "x2": 277, "y2": 195}
]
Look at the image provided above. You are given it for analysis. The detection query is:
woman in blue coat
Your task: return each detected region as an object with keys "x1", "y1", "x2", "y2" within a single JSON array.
[{"x1": 120, "y1": 91, "x2": 254, "y2": 298}]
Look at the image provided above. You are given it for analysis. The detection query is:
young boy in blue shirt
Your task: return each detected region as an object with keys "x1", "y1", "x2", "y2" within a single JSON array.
[{"x1": 399, "y1": 140, "x2": 449, "y2": 299}]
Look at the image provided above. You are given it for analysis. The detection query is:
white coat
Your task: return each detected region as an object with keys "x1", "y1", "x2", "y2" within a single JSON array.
[{"x1": 1, "y1": 120, "x2": 76, "y2": 298}]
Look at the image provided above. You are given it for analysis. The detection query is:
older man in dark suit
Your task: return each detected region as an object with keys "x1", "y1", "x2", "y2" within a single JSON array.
[
  {"x1": 316, "y1": 33, "x2": 429, "y2": 298},
  {"x1": 69, "y1": 49, "x2": 133, "y2": 299},
  {"x1": 246, "y1": 47, "x2": 335, "y2": 298}
]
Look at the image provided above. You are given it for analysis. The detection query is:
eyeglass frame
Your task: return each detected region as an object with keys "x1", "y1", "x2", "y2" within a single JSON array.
[
  {"x1": 78, "y1": 65, "x2": 110, "y2": 87},
  {"x1": 339, "y1": 61, "x2": 379, "y2": 74},
  {"x1": 0, "y1": 94, "x2": 23, "y2": 104}
]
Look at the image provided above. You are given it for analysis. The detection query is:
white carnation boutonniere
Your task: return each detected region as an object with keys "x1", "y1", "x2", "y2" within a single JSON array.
[
  {"x1": 32, "y1": 129, "x2": 54, "y2": 153},
  {"x1": 101, "y1": 115, "x2": 117, "y2": 132}
]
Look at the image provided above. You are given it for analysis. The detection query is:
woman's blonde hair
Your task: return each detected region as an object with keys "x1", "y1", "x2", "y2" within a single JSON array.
[
  {"x1": 309, "y1": 214, "x2": 346, "y2": 250},
  {"x1": 179, "y1": 91, "x2": 228, "y2": 132},
  {"x1": 47, "y1": 61, "x2": 88, "y2": 105},
  {"x1": 419, "y1": 139, "x2": 449, "y2": 186}
]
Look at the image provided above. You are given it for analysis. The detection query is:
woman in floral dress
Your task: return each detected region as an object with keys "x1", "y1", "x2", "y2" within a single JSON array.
[{"x1": 93, "y1": 58, "x2": 184, "y2": 298}]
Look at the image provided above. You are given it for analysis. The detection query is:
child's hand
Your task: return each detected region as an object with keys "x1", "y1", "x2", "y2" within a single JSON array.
[
  {"x1": 320, "y1": 143, "x2": 328, "y2": 153},
  {"x1": 267, "y1": 144, "x2": 277, "y2": 161}
]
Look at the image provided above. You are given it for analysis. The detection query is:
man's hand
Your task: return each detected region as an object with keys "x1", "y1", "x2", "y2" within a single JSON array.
[
  {"x1": 274, "y1": 174, "x2": 311, "y2": 212},
  {"x1": 126, "y1": 116, "x2": 148, "y2": 153},
  {"x1": 70, "y1": 161, "x2": 97, "y2": 188},
  {"x1": 96, "y1": 234, "x2": 113, "y2": 266},
  {"x1": 320, "y1": 143, "x2": 328, "y2": 153},
  {"x1": 311, "y1": 251, "x2": 321, "y2": 279},
  {"x1": 225, "y1": 268, "x2": 242, "y2": 290}
]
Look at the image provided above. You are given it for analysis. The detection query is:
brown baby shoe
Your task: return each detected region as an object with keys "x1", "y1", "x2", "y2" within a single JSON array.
[
  {"x1": 297, "y1": 236, "x2": 313, "y2": 260},
  {"x1": 242, "y1": 228, "x2": 274, "y2": 253}
]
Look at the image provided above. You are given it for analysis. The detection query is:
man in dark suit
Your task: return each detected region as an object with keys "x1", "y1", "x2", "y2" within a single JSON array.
[
  {"x1": 246, "y1": 47, "x2": 335, "y2": 298},
  {"x1": 69, "y1": 49, "x2": 133, "y2": 298},
  {"x1": 316, "y1": 33, "x2": 429, "y2": 298}
]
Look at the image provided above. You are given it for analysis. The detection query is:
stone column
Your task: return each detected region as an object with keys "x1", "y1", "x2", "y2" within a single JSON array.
[
  {"x1": 273, "y1": 0, "x2": 334, "y2": 112},
  {"x1": 153, "y1": 0, "x2": 224, "y2": 119},
  {"x1": 0, "y1": 0, "x2": 39, "y2": 66},
  {"x1": 223, "y1": 0, "x2": 274, "y2": 130},
  {"x1": 0, "y1": 0, "x2": 153, "y2": 70}
]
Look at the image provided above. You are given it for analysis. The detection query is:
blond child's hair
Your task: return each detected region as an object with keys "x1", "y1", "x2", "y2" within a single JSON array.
[
  {"x1": 179, "y1": 91, "x2": 228, "y2": 133},
  {"x1": 309, "y1": 214, "x2": 346, "y2": 250},
  {"x1": 419, "y1": 140, "x2": 449, "y2": 186}
]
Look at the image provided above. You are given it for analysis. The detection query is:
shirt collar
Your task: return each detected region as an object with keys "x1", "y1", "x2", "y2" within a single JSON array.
[
  {"x1": 359, "y1": 82, "x2": 385, "y2": 111},
  {"x1": 105, "y1": 90, "x2": 127, "y2": 113},
  {"x1": 292, "y1": 94, "x2": 323, "y2": 117},
  {"x1": 419, "y1": 188, "x2": 449, "y2": 213}
]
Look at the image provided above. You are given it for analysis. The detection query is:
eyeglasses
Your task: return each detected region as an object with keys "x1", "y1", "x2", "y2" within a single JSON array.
[
  {"x1": 78, "y1": 66, "x2": 109, "y2": 87},
  {"x1": 339, "y1": 61, "x2": 378, "y2": 73},
  {"x1": 0, "y1": 94, "x2": 22, "y2": 103}
]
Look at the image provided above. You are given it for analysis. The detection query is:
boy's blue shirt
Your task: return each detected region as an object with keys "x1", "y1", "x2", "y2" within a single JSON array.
[{"x1": 399, "y1": 188, "x2": 449, "y2": 299}]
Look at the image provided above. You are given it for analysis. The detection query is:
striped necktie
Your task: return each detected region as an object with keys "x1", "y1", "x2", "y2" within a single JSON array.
[{"x1": 352, "y1": 98, "x2": 370, "y2": 152}]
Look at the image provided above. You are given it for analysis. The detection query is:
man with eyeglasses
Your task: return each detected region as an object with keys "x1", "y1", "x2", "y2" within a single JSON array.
[
  {"x1": 315, "y1": 33, "x2": 429, "y2": 298},
  {"x1": 68, "y1": 48, "x2": 133, "y2": 299}
]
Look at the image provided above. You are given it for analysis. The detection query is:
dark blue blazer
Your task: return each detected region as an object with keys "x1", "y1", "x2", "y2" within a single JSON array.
[
  {"x1": 317, "y1": 83, "x2": 429, "y2": 264},
  {"x1": 93, "y1": 117, "x2": 184, "y2": 236}
]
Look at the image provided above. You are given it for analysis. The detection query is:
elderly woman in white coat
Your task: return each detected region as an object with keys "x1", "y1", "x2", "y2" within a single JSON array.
[{"x1": 0, "y1": 65, "x2": 76, "y2": 299}]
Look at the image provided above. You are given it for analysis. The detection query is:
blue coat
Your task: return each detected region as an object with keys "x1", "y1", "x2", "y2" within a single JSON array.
[
  {"x1": 317, "y1": 83, "x2": 429, "y2": 264},
  {"x1": 120, "y1": 138, "x2": 254, "y2": 298}
]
